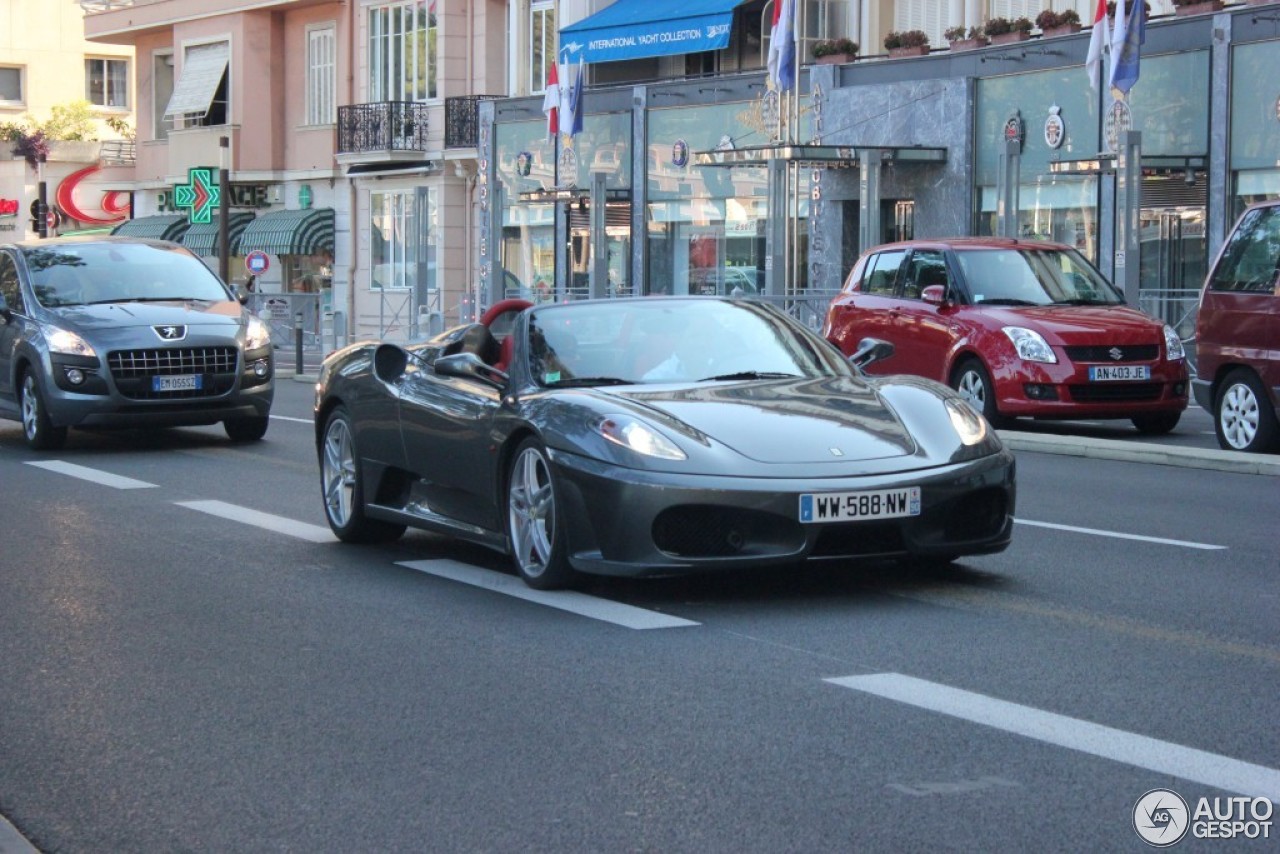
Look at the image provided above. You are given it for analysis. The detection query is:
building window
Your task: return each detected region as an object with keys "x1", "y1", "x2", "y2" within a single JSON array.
[
  {"x1": 369, "y1": 2, "x2": 437, "y2": 102},
  {"x1": 530, "y1": 0, "x2": 555, "y2": 94},
  {"x1": 0, "y1": 66, "x2": 23, "y2": 105},
  {"x1": 152, "y1": 52, "x2": 174, "y2": 141},
  {"x1": 307, "y1": 24, "x2": 336, "y2": 125},
  {"x1": 371, "y1": 190, "x2": 418, "y2": 291},
  {"x1": 85, "y1": 58, "x2": 129, "y2": 109}
]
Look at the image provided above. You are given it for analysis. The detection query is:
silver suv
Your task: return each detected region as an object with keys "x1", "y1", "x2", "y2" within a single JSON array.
[{"x1": 0, "y1": 236, "x2": 274, "y2": 450}]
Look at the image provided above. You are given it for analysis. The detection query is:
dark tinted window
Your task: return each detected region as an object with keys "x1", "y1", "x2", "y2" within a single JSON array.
[
  {"x1": 863, "y1": 250, "x2": 907, "y2": 295},
  {"x1": 1209, "y1": 205, "x2": 1280, "y2": 294},
  {"x1": 0, "y1": 251, "x2": 22, "y2": 314}
]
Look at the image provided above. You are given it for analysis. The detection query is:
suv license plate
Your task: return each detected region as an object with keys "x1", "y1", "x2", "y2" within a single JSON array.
[
  {"x1": 1089, "y1": 365, "x2": 1151, "y2": 381},
  {"x1": 799, "y1": 487, "x2": 921, "y2": 523},
  {"x1": 153, "y1": 374, "x2": 202, "y2": 392}
]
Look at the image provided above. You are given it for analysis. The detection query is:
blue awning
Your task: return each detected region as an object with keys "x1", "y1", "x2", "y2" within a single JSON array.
[{"x1": 559, "y1": 0, "x2": 747, "y2": 64}]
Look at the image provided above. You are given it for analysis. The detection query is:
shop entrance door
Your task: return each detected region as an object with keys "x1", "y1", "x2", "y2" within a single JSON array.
[{"x1": 566, "y1": 200, "x2": 632, "y2": 300}]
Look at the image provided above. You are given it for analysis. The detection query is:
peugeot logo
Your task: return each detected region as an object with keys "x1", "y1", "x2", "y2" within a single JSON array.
[
  {"x1": 1109, "y1": 347, "x2": 1124, "y2": 361},
  {"x1": 154, "y1": 325, "x2": 187, "y2": 341}
]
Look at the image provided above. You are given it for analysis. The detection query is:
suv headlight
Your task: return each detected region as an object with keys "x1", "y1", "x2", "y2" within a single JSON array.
[
  {"x1": 245, "y1": 316, "x2": 272, "y2": 351},
  {"x1": 1002, "y1": 326, "x2": 1057, "y2": 364},
  {"x1": 1162, "y1": 324, "x2": 1185, "y2": 361},
  {"x1": 47, "y1": 327, "x2": 96, "y2": 357}
]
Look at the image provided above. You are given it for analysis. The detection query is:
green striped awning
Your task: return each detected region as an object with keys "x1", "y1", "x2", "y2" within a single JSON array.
[
  {"x1": 237, "y1": 207, "x2": 334, "y2": 256},
  {"x1": 111, "y1": 214, "x2": 191, "y2": 242},
  {"x1": 181, "y1": 211, "x2": 256, "y2": 257}
]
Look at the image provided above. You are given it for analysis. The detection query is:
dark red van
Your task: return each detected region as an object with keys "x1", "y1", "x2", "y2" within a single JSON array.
[{"x1": 1193, "y1": 200, "x2": 1280, "y2": 453}]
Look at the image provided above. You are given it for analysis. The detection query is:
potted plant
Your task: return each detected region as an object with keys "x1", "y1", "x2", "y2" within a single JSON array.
[
  {"x1": 1036, "y1": 9, "x2": 1082, "y2": 36},
  {"x1": 984, "y1": 16, "x2": 1033, "y2": 45},
  {"x1": 946, "y1": 24, "x2": 988, "y2": 51},
  {"x1": 812, "y1": 37, "x2": 859, "y2": 65},
  {"x1": 1172, "y1": 0, "x2": 1223, "y2": 14},
  {"x1": 885, "y1": 29, "x2": 930, "y2": 57}
]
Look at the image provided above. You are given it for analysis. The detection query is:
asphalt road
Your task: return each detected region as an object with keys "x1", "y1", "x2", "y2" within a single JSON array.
[{"x1": 0, "y1": 379, "x2": 1276, "y2": 852}]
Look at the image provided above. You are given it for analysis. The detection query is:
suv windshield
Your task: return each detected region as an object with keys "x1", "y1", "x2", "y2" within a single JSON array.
[
  {"x1": 25, "y1": 243, "x2": 231, "y2": 308},
  {"x1": 955, "y1": 247, "x2": 1123, "y2": 307}
]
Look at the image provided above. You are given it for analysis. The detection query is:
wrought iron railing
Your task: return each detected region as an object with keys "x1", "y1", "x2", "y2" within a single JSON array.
[
  {"x1": 444, "y1": 95, "x2": 501, "y2": 149},
  {"x1": 337, "y1": 101, "x2": 430, "y2": 155}
]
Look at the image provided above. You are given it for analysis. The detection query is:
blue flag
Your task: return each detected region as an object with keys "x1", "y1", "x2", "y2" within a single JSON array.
[{"x1": 1109, "y1": 0, "x2": 1145, "y2": 98}]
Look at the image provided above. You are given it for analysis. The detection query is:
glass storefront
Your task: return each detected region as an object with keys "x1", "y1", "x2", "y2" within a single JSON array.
[{"x1": 647, "y1": 102, "x2": 773, "y2": 295}]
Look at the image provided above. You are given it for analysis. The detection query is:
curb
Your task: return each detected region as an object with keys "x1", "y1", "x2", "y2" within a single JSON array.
[{"x1": 998, "y1": 430, "x2": 1280, "y2": 477}]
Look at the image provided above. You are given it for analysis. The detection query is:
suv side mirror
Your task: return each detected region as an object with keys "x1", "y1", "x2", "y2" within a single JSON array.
[{"x1": 921, "y1": 285, "x2": 946, "y2": 306}]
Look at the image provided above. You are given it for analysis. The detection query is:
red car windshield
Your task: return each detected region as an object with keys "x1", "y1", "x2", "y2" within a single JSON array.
[{"x1": 954, "y1": 247, "x2": 1123, "y2": 307}]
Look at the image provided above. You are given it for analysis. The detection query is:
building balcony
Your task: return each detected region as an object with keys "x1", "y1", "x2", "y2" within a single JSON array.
[
  {"x1": 336, "y1": 102, "x2": 431, "y2": 163},
  {"x1": 444, "y1": 96, "x2": 501, "y2": 150}
]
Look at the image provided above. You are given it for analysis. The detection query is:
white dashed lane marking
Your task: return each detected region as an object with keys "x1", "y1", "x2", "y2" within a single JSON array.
[
  {"x1": 827, "y1": 673, "x2": 1280, "y2": 801},
  {"x1": 176, "y1": 499, "x2": 334, "y2": 543},
  {"x1": 400, "y1": 559, "x2": 700, "y2": 629},
  {"x1": 25, "y1": 460, "x2": 157, "y2": 490},
  {"x1": 1015, "y1": 518, "x2": 1226, "y2": 550}
]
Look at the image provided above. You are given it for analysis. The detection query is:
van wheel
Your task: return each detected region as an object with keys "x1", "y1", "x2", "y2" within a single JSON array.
[
  {"x1": 1214, "y1": 369, "x2": 1279, "y2": 453},
  {"x1": 951, "y1": 359, "x2": 1011, "y2": 429}
]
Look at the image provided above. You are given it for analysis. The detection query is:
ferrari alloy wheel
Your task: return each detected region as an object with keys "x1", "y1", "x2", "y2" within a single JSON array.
[
  {"x1": 507, "y1": 438, "x2": 574, "y2": 590},
  {"x1": 1215, "y1": 369, "x2": 1279, "y2": 453},
  {"x1": 20, "y1": 371, "x2": 67, "y2": 451},
  {"x1": 952, "y1": 359, "x2": 1010, "y2": 429},
  {"x1": 320, "y1": 407, "x2": 405, "y2": 543}
]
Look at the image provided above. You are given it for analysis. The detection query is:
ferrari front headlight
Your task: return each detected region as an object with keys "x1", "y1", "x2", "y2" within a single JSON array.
[
  {"x1": 245, "y1": 315, "x2": 272, "y2": 351},
  {"x1": 600, "y1": 415, "x2": 686, "y2": 460},
  {"x1": 945, "y1": 398, "x2": 989, "y2": 446},
  {"x1": 47, "y1": 327, "x2": 96, "y2": 357}
]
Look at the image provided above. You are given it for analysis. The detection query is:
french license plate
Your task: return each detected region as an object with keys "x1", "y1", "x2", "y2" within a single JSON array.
[
  {"x1": 1088, "y1": 365, "x2": 1150, "y2": 381},
  {"x1": 152, "y1": 374, "x2": 202, "y2": 392},
  {"x1": 799, "y1": 487, "x2": 921, "y2": 523}
]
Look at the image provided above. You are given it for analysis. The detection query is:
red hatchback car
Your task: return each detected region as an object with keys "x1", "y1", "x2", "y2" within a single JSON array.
[{"x1": 823, "y1": 238, "x2": 1189, "y2": 432}]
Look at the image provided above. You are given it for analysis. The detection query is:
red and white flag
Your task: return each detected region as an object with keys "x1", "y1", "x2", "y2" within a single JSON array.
[
  {"x1": 1085, "y1": 0, "x2": 1107, "y2": 90},
  {"x1": 542, "y1": 62, "x2": 559, "y2": 139}
]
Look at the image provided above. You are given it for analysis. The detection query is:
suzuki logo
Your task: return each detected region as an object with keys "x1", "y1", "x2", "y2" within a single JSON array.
[
  {"x1": 1109, "y1": 347, "x2": 1124, "y2": 361},
  {"x1": 154, "y1": 325, "x2": 187, "y2": 341}
]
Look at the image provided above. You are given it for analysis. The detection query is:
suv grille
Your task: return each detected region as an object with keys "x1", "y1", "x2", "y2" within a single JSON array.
[
  {"x1": 108, "y1": 347, "x2": 239, "y2": 400},
  {"x1": 1063, "y1": 344, "x2": 1157, "y2": 363}
]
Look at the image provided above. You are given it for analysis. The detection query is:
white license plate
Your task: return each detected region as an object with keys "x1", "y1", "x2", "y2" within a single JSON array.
[
  {"x1": 1088, "y1": 365, "x2": 1151, "y2": 381},
  {"x1": 152, "y1": 374, "x2": 202, "y2": 392},
  {"x1": 799, "y1": 487, "x2": 921, "y2": 523}
]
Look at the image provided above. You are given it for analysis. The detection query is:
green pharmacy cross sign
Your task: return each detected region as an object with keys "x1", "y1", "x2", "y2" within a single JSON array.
[{"x1": 174, "y1": 167, "x2": 221, "y2": 224}]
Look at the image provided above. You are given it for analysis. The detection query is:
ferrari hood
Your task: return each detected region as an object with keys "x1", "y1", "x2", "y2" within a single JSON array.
[{"x1": 605, "y1": 376, "x2": 917, "y2": 463}]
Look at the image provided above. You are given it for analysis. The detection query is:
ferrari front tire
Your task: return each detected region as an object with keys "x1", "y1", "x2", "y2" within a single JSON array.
[
  {"x1": 507, "y1": 438, "x2": 576, "y2": 590},
  {"x1": 320, "y1": 406, "x2": 406, "y2": 543},
  {"x1": 20, "y1": 370, "x2": 67, "y2": 451}
]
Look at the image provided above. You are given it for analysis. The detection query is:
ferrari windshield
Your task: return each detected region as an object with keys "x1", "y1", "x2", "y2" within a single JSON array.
[
  {"x1": 24, "y1": 242, "x2": 231, "y2": 308},
  {"x1": 526, "y1": 298, "x2": 846, "y2": 386},
  {"x1": 954, "y1": 247, "x2": 1123, "y2": 307}
]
